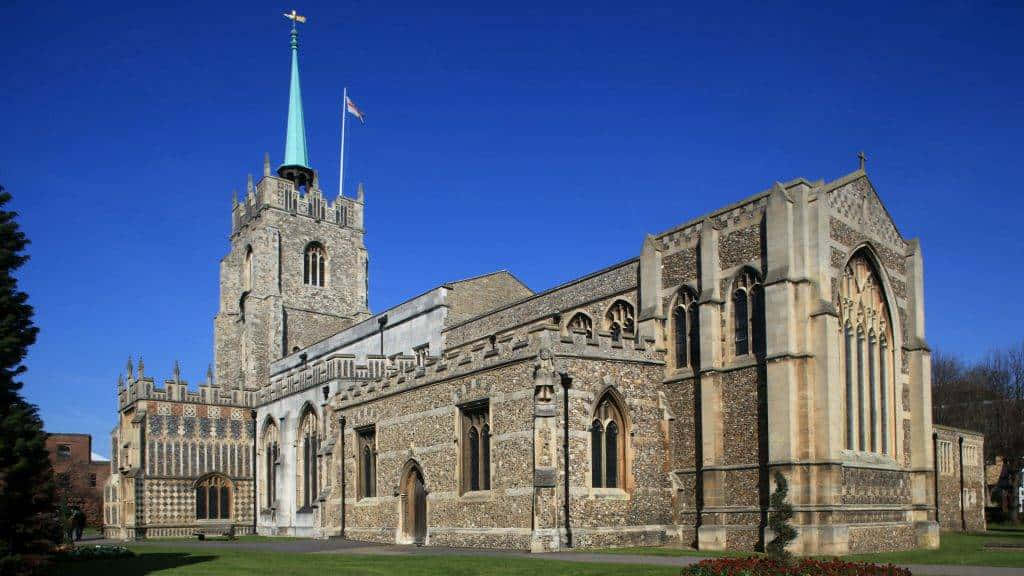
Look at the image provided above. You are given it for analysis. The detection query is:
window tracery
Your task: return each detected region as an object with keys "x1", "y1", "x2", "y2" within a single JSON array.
[
  {"x1": 195, "y1": 474, "x2": 231, "y2": 520},
  {"x1": 604, "y1": 300, "x2": 635, "y2": 342},
  {"x1": 731, "y1": 269, "x2": 764, "y2": 358},
  {"x1": 591, "y1": 392, "x2": 626, "y2": 489},
  {"x1": 303, "y1": 242, "x2": 326, "y2": 287},
  {"x1": 566, "y1": 312, "x2": 594, "y2": 339},
  {"x1": 839, "y1": 251, "x2": 894, "y2": 455},
  {"x1": 297, "y1": 407, "x2": 319, "y2": 509}
]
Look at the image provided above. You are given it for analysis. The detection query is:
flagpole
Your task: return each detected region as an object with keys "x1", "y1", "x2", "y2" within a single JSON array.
[{"x1": 339, "y1": 86, "x2": 347, "y2": 197}]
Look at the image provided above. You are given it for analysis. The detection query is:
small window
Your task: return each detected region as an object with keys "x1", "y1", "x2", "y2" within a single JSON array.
[
  {"x1": 591, "y1": 392, "x2": 626, "y2": 489},
  {"x1": 303, "y1": 242, "x2": 326, "y2": 287},
  {"x1": 357, "y1": 426, "x2": 377, "y2": 499},
  {"x1": 298, "y1": 408, "x2": 319, "y2": 509},
  {"x1": 89, "y1": 473, "x2": 97, "y2": 488},
  {"x1": 566, "y1": 312, "x2": 594, "y2": 339},
  {"x1": 460, "y1": 401, "x2": 490, "y2": 493},
  {"x1": 672, "y1": 287, "x2": 698, "y2": 369},
  {"x1": 57, "y1": 444, "x2": 71, "y2": 460},
  {"x1": 731, "y1": 269, "x2": 763, "y2": 358},
  {"x1": 604, "y1": 300, "x2": 635, "y2": 342}
]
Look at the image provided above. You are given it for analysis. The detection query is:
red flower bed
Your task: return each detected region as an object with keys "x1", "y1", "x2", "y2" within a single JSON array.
[{"x1": 681, "y1": 557, "x2": 912, "y2": 576}]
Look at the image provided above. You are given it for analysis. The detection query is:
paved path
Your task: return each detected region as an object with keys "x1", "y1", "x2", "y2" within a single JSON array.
[{"x1": 88, "y1": 537, "x2": 1024, "y2": 576}]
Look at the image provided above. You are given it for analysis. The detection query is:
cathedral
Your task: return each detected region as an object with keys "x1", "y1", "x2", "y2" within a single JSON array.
[{"x1": 102, "y1": 20, "x2": 958, "y2": 555}]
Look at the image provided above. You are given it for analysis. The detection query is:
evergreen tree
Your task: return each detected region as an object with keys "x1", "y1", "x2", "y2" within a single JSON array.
[
  {"x1": 0, "y1": 186, "x2": 53, "y2": 555},
  {"x1": 766, "y1": 470, "x2": 797, "y2": 561}
]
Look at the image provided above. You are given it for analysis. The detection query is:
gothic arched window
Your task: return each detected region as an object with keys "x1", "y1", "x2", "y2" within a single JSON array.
[
  {"x1": 673, "y1": 287, "x2": 698, "y2": 369},
  {"x1": 261, "y1": 420, "x2": 279, "y2": 509},
  {"x1": 195, "y1": 474, "x2": 232, "y2": 520},
  {"x1": 731, "y1": 269, "x2": 764, "y2": 358},
  {"x1": 604, "y1": 300, "x2": 635, "y2": 343},
  {"x1": 591, "y1": 392, "x2": 627, "y2": 489},
  {"x1": 838, "y1": 250, "x2": 895, "y2": 456},
  {"x1": 566, "y1": 312, "x2": 594, "y2": 339},
  {"x1": 297, "y1": 407, "x2": 319, "y2": 510},
  {"x1": 460, "y1": 401, "x2": 490, "y2": 493},
  {"x1": 303, "y1": 242, "x2": 326, "y2": 287},
  {"x1": 357, "y1": 426, "x2": 376, "y2": 499}
]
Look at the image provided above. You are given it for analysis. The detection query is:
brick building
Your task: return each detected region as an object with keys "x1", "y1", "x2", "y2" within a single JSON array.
[
  {"x1": 46, "y1": 433, "x2": 110, "y2": 528},
  {"x1": 105, "y1": 18, "x2": 953, "y2": 554}
]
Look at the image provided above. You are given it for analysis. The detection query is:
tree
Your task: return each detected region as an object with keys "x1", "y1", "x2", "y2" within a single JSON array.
[
  {"x1": 0, "y1": 186, "x2": 53, "y2": 555},
  {"x1": 932, "y1": 343, "x2": 1024, "y2": 524},
  {"x1": 766, "y1": 470, "x2": 797, "y2": 560}
]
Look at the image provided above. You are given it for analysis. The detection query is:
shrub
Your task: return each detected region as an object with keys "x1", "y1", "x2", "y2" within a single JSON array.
[
  {"x1": 54, "y1": 545, "x2": 135, "y2": 561},
  {"x1": 766, "y1": 470, "x2": 797, "y2": 560},
  {"x1": 681, "y1": 557, "x2": 912, "y2": 576}
]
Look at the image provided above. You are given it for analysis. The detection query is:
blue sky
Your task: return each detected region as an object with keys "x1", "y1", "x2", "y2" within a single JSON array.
[{"x1": 2, "y1": 1, "x2": 1021, "y2": 456}]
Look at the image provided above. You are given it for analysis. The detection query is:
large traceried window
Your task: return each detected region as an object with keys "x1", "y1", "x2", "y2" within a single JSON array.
[
  {"x1": 591, "y1": 391, "x2": 627, "y2": 489},
  {"x1": 839, "y1": 250, "x2": 894, "y2": 455},
  {"x1": 303, "y1": 242, "x2": 326, "y2": 287},
  {"x1": 261, "y1": 420, "x2": 279, "y2": 509},
  {"x1": 357, "y1": 426, "x2": 377, "y2": 499},
  {"x1": 731, "y1": 269, "x2": 765, "y2": 358},
  {"x1": 604, "y1": 300, "x2": 635, "y2": 343},
  {"x1": 297, "y1": 407, "x2": 319, "y2": 510},
  {"x1": 672, "y1": 287, "x2": 699, "y2": 370},
  {"x1": 195, "y1": 474, "x2": 232, "y2": 520},
  {"x1": 460, "y1": 401, "x2": 490, "y2": 493}
]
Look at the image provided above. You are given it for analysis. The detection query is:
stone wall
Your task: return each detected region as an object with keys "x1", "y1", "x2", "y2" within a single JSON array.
[
  {"x1": 934, "y1": 425, "x2": 986, "y2": 532},
  {"x1": 444, "y1": 260, "x2": 638, "y2": 346},
  {"x1": 444, "y1": 271, "x2": 533, "y2": 327}
]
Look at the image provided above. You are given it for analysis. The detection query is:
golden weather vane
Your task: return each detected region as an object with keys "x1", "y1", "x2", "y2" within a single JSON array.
[{"x1": 284, "y1": 9, "x2": 307, "y2": 26}]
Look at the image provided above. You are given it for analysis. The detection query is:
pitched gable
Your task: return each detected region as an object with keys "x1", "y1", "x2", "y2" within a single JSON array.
[{"x1": 824, "y1": 172, "x2": 906, "y2": 251}]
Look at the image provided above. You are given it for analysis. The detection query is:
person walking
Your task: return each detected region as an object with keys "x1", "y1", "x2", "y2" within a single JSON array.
[{"x1": 74, "y1": 508, "x2": 86, "y2": 541}]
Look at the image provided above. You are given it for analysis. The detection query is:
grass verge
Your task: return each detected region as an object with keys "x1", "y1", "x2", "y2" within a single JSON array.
[{"x1": 62, "y1": 545, "x2": 680, "y2": 576}]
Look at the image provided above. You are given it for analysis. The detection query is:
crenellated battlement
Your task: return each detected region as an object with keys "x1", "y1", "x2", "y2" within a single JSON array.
[
  {"x1": 265, "y1": 316, "x2": 662, "y2": 411},
  {"x1": 117, "y1": 358, "x2": 255, "y2": 410},
  {"x1": 231, "y1": 170, "x2": 364, "y2": 236}
]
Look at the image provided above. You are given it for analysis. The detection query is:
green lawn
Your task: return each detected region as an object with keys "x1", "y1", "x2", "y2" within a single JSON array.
[
  {"x1": 845, "y1": 529, "x2": 1024, "y2": 568},
  {"x1": 595, "y1": 529, "x2": 1024, "y2": 568},
  {"x1": 590, "y1": 546, "x2": 743, "y2": 558},
  {"x1": 59, "y1": 545, "x2": 680, "y2": 576}
]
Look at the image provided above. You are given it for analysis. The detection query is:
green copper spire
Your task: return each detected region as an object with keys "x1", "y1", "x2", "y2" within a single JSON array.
[{"x1": 283, "y1": 23, "x2": 309, "y2": 169}]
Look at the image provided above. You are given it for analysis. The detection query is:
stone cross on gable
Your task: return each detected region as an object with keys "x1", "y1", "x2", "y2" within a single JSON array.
[{"x1": 858, "y1": 151, "x2": 867, "y2": 171}]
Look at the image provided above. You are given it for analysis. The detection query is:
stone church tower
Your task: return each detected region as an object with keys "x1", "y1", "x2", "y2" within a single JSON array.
[{"x1": 213, "y1": 21, "x2": 370, "y2": 394}]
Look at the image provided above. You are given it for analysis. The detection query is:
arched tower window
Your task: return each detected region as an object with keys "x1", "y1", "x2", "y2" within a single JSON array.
[
  {"x1": 195, "y1": 474, "x2": 232, "y2": 520},
  {"x1": 731, "y1": 269, "x2": 764, "y2": 358},
  {"x1": 672, "y1": 287, "x2": 699, "y2": 369},
  {"x1": 303, "y1": 242, "x2": 326, "y2": 287},
  {"x1": 297, "y1": 407, "x2": 319, "y2": 510},
  {"x1": 261, "y1": 420, "x2": 279, "y2": 509},
  {"x1": 591, "y1": 391, "x2": 627, "y2": 489},
  {"x1": 566, "y1": 312, "x2": 594, "y2": 339},
  {"x1": 604, "y1": 300, "x2": 635, "y2": 343},
  {"x1": 243, "y1": 246, "x2": 253, "y2": 292},
  {"x1": 838, "y1": 250, "x2": 894, "y2": 456}
]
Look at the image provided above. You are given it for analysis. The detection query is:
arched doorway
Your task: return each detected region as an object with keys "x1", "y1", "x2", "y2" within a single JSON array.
[{"x1": 400, "y1": 462, "x2": 426, "y2": 545}]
